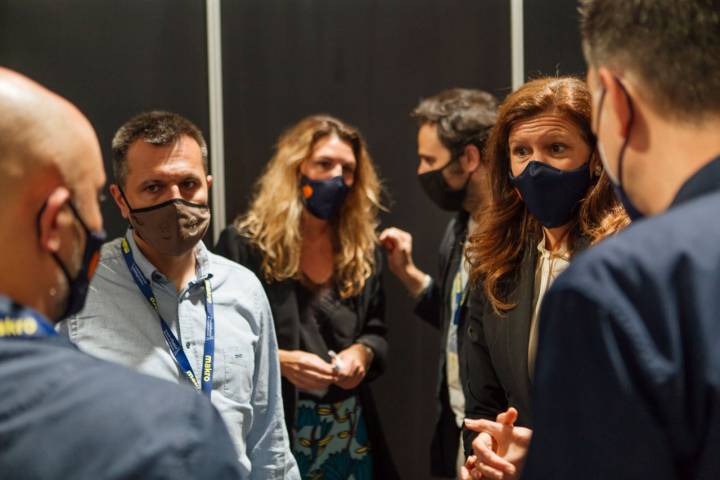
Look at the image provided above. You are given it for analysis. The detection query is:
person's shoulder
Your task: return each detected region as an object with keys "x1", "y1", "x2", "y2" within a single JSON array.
[
  {"x1": 208, "y1": 248, "x2": 264, "y2": 289},
  {"x1": 557, "y1": 192, "x2": 720, "y2": 299},
  {"x1": 52, "y1": 347, "x2": 239, "y2": 476},
  {"x1": 98, "y1": 236, "x2": 124, "y2": 262}
]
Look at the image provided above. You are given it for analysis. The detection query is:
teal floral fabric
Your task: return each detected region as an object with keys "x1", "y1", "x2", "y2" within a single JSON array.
[{"x1": 292, "y1": 396, "x2": 373, "y2": 479}]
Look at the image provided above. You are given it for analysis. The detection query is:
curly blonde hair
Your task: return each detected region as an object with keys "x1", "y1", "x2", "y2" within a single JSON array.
[{"x1": 235, "y1": 115, "x2": 383, "y2": 298}]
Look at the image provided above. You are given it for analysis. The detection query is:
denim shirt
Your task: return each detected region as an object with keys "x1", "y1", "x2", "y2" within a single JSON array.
[{"x1": 59, "y1": 230, "x2": 299, "y2": 480}]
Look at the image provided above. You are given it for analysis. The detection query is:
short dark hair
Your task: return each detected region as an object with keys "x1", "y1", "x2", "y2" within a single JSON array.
[
  {"x1": 111, "y1": 111, "x2": 208, "y2": 187},
  {"x1": 412, "y1": 88, "x2": 498, "y2": 158},
  {"x1": 580, "y1": 0, "x2": 720, "y2": 120}
]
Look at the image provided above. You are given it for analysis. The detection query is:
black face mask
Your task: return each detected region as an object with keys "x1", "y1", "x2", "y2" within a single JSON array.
[
  {"x1": 509, "y1": 160, "x2": 592, "y2": 228},
  {"x1": 300, "y1": 175, "x2": 350, "y2": 220},
  {"x1": 37, "y1": 201, "x2": 106, "y2": 321},
  {"x1": 418, "y1": 158, "x2": 469, "y2": 212}
]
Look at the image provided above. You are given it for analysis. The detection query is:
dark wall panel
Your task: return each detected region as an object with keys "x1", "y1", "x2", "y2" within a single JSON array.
[
  {"x1": 524, "y1": 0, "x2": 586, "y2": 79},
  {"x1": 0, "y1": 0, "x2": 209, "y2": 240},
  {"x1": 221, "y1": 2, "x2": 511, "y2": 477}
]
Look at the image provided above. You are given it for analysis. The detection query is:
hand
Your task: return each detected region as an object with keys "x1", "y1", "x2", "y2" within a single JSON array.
[
  {"x1": 464, "y1": 408, "x2": 533, "y2": 480},
  {"x1": 379, "y1": 227, "x2": 428, "y2": 296},
  {"x1": 278, "y1": 350, "x2": 337, "y2": 391},
  {"x1": 333, "y1": 343, "x2": 371, "y2": 390},
  {"x1": 461, "y1": 455, "x2": 478, "y2": 480}
]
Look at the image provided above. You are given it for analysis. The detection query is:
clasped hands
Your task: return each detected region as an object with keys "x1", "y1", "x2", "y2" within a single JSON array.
[
  {"x1": 279, "y1": 344, "x2": 371, "y2": 392},
  {"x1": 461, "y1": 407, "x2": 533, "y2": 480}
]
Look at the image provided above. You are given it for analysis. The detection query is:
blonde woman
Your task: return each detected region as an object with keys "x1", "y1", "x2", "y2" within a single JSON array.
[{"x1": 215, "y1": 115, "x2": 398, "y2": 479}]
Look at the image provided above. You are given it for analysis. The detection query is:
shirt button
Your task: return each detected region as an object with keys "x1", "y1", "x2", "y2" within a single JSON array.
[{"x1": 185, "y1": 341, "x2": 191, "y2": 348}]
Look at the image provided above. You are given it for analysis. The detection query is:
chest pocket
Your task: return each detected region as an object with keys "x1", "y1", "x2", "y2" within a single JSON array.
[{"x1": 219, "y1": 344, "x2": 254, "y2": 404}]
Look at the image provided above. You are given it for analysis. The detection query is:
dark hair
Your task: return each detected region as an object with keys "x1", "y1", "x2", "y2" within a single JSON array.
[
  {"x1": 111, "y1": 111, "x2": 208, "y2": 186},
  {"x1": 580, "y1": 0, "x2": 720, "y2": 119},
  {"x1": 412, "y1": 88, "x2": 498, "y2": 158},
  {"x1": 466, "y1": 77, "x2": 626, "y2": 313}
]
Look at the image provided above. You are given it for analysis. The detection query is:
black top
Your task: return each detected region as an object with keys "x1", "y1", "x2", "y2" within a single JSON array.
[
  {"x1": 295, "y1": 280, "x2": 360, "y2": 402},
  {"x1": 0, "y1": 333, "x2": 241, "y2": 480},
  {"x1": 214, "y1": 227, "x2": 399, "y2": 479},
  {"x1": 413, "y1": 210, "x2": 471, "y2": 477},
  {"x1": 524, "y1": 156, "x2": 720, "y2": 480}
]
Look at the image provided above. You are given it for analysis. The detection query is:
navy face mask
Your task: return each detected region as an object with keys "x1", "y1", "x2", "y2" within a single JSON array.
[
  {"x1": 509, "y1": 160, "x2": 592, "y2": 228},
  {"x1": 37, "y1": 201, "x2": 106, "y2": 321},
  {"x1": 595, "y1": 81, "x2": 644, "y2": 221},
  {"x1": 300, "y1": 175, "x2": 350, "y2": 220},
  {"x1": 418, "y1": 158, "x2": 469, "y2": 212}
]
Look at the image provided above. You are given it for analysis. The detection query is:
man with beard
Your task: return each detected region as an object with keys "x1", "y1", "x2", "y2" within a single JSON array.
[{"x1": 380, "y1": 89, "x2": 497, "y2": 478}]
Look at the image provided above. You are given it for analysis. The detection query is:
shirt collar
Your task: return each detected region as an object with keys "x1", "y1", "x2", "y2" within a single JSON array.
[
  {"x1": 671, "y1": 155, "x2": 720, "y2": 207},
  {"x1": 536, "y1": 230, "x2": 570, "y2": 261},
  {"x1": 124, "y1": 229, "x2": 212, "y2": 284}
]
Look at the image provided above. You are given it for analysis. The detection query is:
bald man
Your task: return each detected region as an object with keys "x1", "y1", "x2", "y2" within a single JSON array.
[{"x1": 0, "y1": 68, "x2": 242, "y2": 479}]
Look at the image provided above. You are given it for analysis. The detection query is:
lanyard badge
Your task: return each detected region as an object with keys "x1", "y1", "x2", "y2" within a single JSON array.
[
  {"x1": 120, "y1": 238, "x2": 215, "y2": 397},
  {"x1": 0, "y1": 305, "x2": 57, "y2": 339}
]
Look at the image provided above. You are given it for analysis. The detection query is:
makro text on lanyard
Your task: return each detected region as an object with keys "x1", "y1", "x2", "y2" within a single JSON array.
[
  {"x1": 120, "y1": 237, "x2": 215, "y2": 398},
  {"x1": 0, "y1": 307, "x2": 57, "y2": 339}
]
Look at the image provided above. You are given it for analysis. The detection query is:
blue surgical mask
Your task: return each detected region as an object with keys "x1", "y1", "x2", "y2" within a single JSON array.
[
  {"x1": 300, "y1": 175, "x2": 350, "y2": 220},
  {"x1": 509, "y1": 160, "x2": 591, "y2": 228},
  {"x1": 595, "y1": 80, "x2": 644, "y2": 220}
]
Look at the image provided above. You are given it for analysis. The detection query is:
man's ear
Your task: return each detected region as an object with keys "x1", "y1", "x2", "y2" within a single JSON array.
[
  {"x1": 460, "y1": 144, "x2": 481, "y2": 174},
  {"x1": 109, "y1": 184, "x2": 130, "y2": 220},
  {"x1": 37, "y1": 187, "x2": 71, "y2": 254},
  {"x1": 598, "y1": 67, "x2": 632, "y2": 139},
  {"x1": 206, "y1": 175, "x2": 213, "y2": 189}
]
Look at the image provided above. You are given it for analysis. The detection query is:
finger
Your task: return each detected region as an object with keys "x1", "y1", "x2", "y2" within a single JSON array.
[
  {"x1": 465, "y1": 418, "x2": 497, "y2": 433},
  {"x1": 304, "y1": 359, "x2": 336, "y2": 375},
  {"x1": 381, "y1": 237, "x2": 397, "y2": 252},
  {"x1": 477, "y1": 462, "x2": 505, "y2": 480},
  {"x1": 474, "y1": 439, "x2": 516, "y2": 475},
  {"x1": 496, "y1": 407, "x2": 518, "y2": 426},
  {"x1": 468, "y1": 418, "x2": 509, "y2": 438},
  {"x1": 460, "y1": 466, "x2": 473, "y2": 480},
  {"x1": 297, "y1": 369, "x2": 336, "y2": 384}
]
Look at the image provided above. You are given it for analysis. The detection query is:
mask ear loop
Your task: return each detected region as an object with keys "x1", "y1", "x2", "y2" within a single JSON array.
[
  {"x1": 117, "y1": 186, "x2": 135, "y2": 212},
  {"x1": 614, "y1": 78, "x2": 635, "y2": 188}
]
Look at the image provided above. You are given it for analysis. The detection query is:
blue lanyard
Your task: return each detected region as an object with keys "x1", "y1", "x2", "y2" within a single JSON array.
[
  {"x1": 0, "y1": 305, "x2": 57, "y2": 339},
  {"x1": 451, "y1": 267, "x2": 468, "y2": 326},
  {"x1": 120, "y1": 238, "x2": 214, "y2": 397}
]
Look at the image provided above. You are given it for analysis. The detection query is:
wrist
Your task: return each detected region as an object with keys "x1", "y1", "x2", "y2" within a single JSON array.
[
  {"x1": 400, "y1": 266, "x2": 430, "y2": 297},
  {"x1": 354, "y1": 342, "x2": 374, "y2": 368}
]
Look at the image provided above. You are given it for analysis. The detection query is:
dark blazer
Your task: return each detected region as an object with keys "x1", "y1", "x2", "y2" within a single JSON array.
[
  {"x1": 524, "y1": 156, "x2": 720, "y2": 480},
  {"x1": 0, "y1": 331, "x2": 242, "y2": 479},
  {"x1": 414, "y1": 210, "x2": 470, "y2": 477},
  {"x1": 214, "y1": 226, "x2": 399, "y2": 479},
  {"x1": 462, "y1": 233, "x2": 589, "y2": 455}
]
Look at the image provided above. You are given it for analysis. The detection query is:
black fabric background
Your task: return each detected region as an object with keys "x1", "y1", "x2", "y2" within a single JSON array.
[{"x1": 0, "y1": 1, "x2": 583, "y2": 477}]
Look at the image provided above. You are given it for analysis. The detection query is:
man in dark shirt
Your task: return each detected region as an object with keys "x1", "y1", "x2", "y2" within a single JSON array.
[
  {"x1": 380, "y1": 89, "x2": 497, "y2": 478},
  {"x1": 0, "y1": 67, "x2": 241, "y2": 479},
  {"x1": 464, "y1": 1, "x2": 720, "y2": 479}
]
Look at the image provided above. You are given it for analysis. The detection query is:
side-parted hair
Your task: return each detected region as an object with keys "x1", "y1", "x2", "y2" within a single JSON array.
[
  {"x1": 235, "y1": 115, "x2": 383, "y2": 298},
  {"x1": 580, "y1": 0, "x2": 720, "y2": 121},
  {"x1": 466, "y1": 77, "x2": 627, "y2": 313},
  {"x1": 111, "y1": 110, "x2": 208, "y2": 187},
  {"x1": 412, "y1": 88, "x2": 498, "y2": 157}
]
